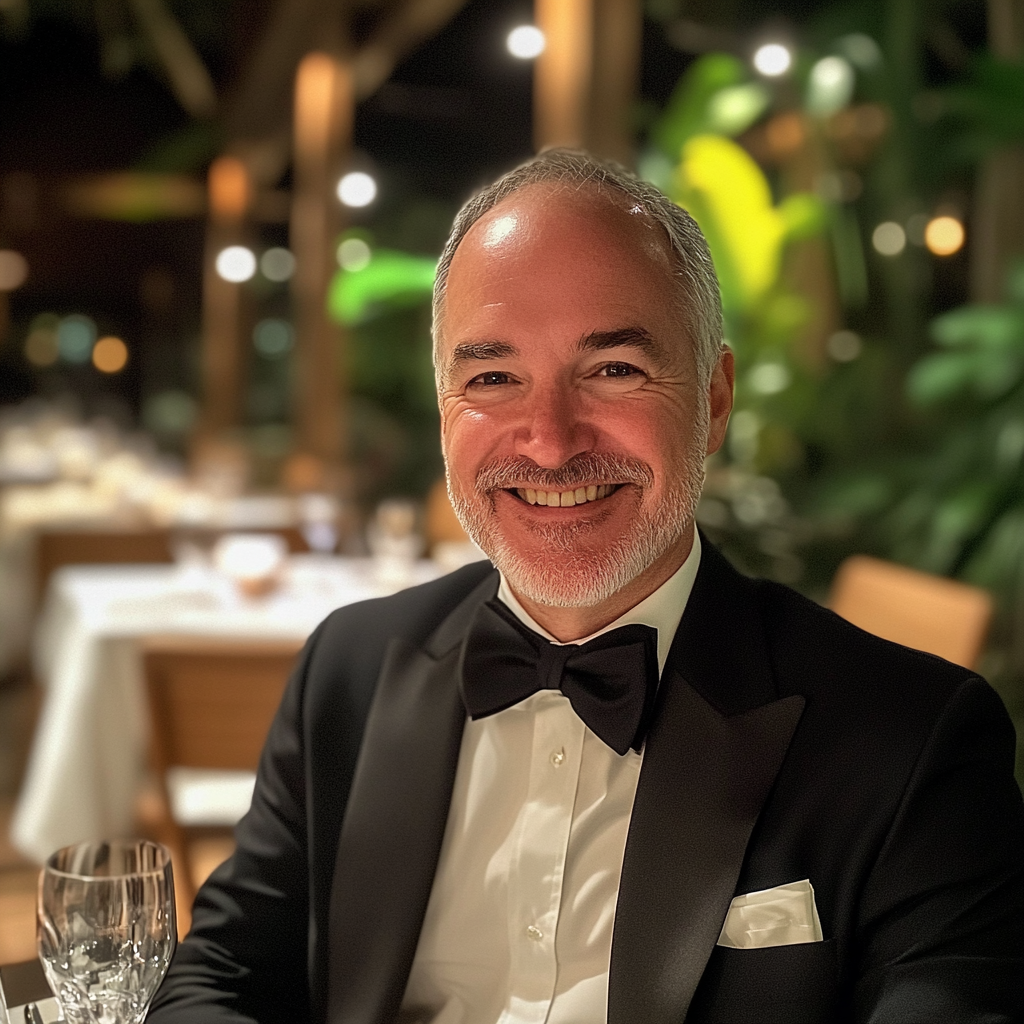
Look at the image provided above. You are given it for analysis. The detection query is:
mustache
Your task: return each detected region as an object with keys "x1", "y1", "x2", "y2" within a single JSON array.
[{"x1": 475, "y1": 453, "x2": 654, "y2": 493}]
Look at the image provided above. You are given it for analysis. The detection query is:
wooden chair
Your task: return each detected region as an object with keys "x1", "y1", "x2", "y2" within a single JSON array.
[
  {"x1": 829, "y1": 555, "x2": 993, "y2": 670},
  {"x1": 35, "y1": 527, "x2": 173, "y2": 607},
  {"x1": 140, "y1": 636, "x2": 303, "y2": 932}
]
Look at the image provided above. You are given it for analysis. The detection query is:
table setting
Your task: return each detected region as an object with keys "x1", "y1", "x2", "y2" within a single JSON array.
[{"x1": 10, "y1": 538, "x2": 456, "y2": 865}]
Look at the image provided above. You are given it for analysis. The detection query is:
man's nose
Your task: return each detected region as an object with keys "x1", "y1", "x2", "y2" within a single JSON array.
[{"x1": 515, "y1": 381, "x2": 595, "y2": 469}]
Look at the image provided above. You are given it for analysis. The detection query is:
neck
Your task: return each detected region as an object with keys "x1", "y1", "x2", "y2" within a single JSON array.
[{"x1": 510, "y1": 527, "x2": 696, "y2": 642}]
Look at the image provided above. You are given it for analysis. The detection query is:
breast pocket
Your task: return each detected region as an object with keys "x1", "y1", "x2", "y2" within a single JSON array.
[{"x1": 686, "y1": 939, "x2": 839, "y2": 1024}]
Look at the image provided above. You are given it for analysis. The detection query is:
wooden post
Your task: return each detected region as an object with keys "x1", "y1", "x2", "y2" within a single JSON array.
[
  {"x1": 588, "y1": 0, "x2": 642, "y2": 166},
  {"x1": 532, "y1": 0, "x2": 641, "y2": 164},
  {"x1": 290, "y1": 51, "x2": 351, "y2": 471},
  {"x1": 198, "y1": 155, "x2": 252, "y2": 437},
  {"x1": 533, "y1": 0, "x2": 593, "y2": 150},
  {"x1": 971, "y1": 0, "x2": 1024, "y2": 302}
]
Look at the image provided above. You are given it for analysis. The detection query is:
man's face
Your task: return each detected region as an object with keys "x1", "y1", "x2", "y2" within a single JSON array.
[{"x1": 437, "y1": 185, "x2": 733, "y2": 608}]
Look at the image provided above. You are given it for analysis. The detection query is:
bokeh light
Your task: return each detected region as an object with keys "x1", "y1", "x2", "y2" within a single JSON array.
[
  {"x1": 142, "y1": 390, "x2": 198, "y2": 437},
  {"x1": 24, "y1": 313, "x2": 60, "y2": 367},
  {"x1": 753, "y1": 43, "x2": 792, "y2": 77},
  {"x1": 507, "y1": 25, "x2": 545, "y2": 59},
  {"x1": 749, "y1": 362, "x2": 792, "y2": 395},
  {"x1": 260, "y1": 247, "x2": 295, "y2": 282},
  {"x1": 872, "y1": 221, "x2": 906, "y2": 256},
  {"x1": 837, "y1": 32, "x2": 882, "y2": 70},
  {"x1": 57, "y1": 315, "x2": 97, "y2": 363},
  {"x1": 215, "y1": 246, "x2": 257, "y2": 283},
  {"x1": 806, "y1": 56, "x2": 854, "y2": 116},
  {"x1": 0, "y1": 249, "x2": 29, "y2": 290},
  {"x1": 253, "y1": 318, "x2": 294, "y2": 357},
  {"x1": 337, "y1": 237, "x2": 372, "y2": 271},
  {"x1": 924, "y1": 216, "x2": 965, "y2": 256},
  {"x1": 827, "y1": 330, "x2": 863, "y2": 362},
  {"x1": 92, "y1": 335, "x2": 128, "y2": 373},
  {"x1": 337, "y1": 172, "x2": 377, "y2": 208}
]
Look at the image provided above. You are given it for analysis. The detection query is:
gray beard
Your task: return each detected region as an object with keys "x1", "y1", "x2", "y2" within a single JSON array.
[{"x1": 447, "y1": 418, "x2": 709, "y2": 608}]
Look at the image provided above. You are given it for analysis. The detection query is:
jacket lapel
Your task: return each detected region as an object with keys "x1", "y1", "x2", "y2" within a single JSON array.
[
  {"x1": 327, "y1": 571, "x2": 497, "y2": 1024},
  {"x1": 608, "y1": 540, "x2": 805, "y2": 1024}
]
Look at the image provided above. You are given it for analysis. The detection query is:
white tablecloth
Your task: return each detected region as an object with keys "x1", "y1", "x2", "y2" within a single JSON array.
[{"x1": 11, "y1": 555, "x2": 441, "y2": 863}]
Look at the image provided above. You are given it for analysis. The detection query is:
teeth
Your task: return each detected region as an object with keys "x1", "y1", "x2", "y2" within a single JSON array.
[{"x1": 516, "y1": 484, "x2": 618, "y2": 507}]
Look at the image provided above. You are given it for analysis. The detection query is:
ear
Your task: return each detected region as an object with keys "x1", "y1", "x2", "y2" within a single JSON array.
[{"x1": 705, "y1": 347, "x2": 734, "y2": 456}]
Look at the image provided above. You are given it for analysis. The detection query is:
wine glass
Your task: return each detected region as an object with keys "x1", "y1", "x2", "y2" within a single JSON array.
[{"x1": 38, "y1": 840, "x2": 177, "y2": 1024}]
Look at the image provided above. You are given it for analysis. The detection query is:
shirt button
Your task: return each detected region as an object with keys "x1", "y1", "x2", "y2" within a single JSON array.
[
  {"x1": 525, "y1": 924, "x2": 543, "y2": 942},
  {"x1": 550, "y1": 748, "x2": 565, "y2": 767}
]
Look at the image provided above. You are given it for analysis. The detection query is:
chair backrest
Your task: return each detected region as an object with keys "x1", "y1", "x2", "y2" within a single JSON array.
[
  {"x1": 36, "y1": 528, "x2": 173, "y2": 605},
  {"x1": 143, "y1": 636, "x2": 303, "y2": 774},
  {"x1": 829, "y1": 555, "x2": 993, "y2": 670},
  {"x1": 36, "y1": 526, "x2": 311, "y2": 607}
]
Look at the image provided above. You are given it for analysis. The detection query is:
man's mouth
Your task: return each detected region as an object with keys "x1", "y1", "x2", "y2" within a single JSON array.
[{"x1": 509, "y1": 484, "x2": 622, "y2": 507}]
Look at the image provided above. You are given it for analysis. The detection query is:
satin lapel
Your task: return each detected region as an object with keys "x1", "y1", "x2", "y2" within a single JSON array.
[
  {"x1": 327, "y1": 572, "x2": 497, "y2": 1024},
  {"x1": 608, "y1": 539, "x2": 805, "y2": 1024}
]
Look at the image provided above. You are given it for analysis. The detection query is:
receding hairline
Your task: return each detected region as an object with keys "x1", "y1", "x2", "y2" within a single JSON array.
[
  {"x1": 431, "y1": 148, "x2": 724, "y2": 389},
  {"x1": 449, "y1": 178, "x2": 679, "y2": 278}
]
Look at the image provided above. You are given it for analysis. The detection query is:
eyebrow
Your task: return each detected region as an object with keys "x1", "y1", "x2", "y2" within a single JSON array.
[
  {"x1": 441, "y1": 326, "x2": 663, "y2": 387},
  {"x1": 575, "y1": 326, "x2": 659, "y2": 355}
]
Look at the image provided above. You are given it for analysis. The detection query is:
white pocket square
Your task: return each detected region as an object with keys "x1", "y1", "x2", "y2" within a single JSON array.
[{"x1": 717, "y1": 879, "x2": 823, "y2": 949}]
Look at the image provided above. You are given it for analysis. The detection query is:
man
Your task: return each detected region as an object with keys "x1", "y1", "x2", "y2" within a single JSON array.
[{"x1": 150, "y1": 151, "x2": 1023, "y2": 1024}]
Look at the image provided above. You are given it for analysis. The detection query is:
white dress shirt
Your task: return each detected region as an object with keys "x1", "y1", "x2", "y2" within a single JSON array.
[{"x1": 399, "y1": 531, "x2": 702, "y2": 1024}]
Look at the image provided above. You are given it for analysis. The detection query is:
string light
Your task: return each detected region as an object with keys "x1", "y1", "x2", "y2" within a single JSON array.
[
  {"x1": 337, "y1": 172, "x2": 377, "y2": 208},
  {"x1": 872, "y1": 221, "x2": 906, "y2": 256},
  {"x1": 337, "y1": 237, "x2": 371, "y2": 270},
  {"x1": 507, "y1": 25, "x2": 545, "y2": 59},
  {"x1": 753, "y1": 43, "x2": 792, "y2": 77},
  {"x1": 260, "y1": 247, "x2": 295, "y2": 282},
  {"x1": 215, "y1": 246, "x2": 257, "y2": 282},
  {"x1": 0, "y1": 250, "x2": 28, "y2": 290},
  {"x1": 924, "y1": 216, "x2": 965, "y2": 256},
  {"x1": 92, "y1": 336, "x2": 129, "y2": 373}
]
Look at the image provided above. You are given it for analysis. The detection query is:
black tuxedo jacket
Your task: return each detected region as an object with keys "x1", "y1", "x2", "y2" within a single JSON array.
[{"x1": 149, "y1": 540, "x2": 1023, "y2": 1024}]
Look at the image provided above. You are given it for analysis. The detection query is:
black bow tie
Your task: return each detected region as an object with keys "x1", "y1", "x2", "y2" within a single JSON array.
[{"x1": 459, "y1": 598, "x2": 659, "y2": 755}]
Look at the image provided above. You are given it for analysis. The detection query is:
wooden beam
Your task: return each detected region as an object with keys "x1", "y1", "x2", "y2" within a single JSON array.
[{"x1": 290, "y1": 52, "x2": 352, "y2": 469}]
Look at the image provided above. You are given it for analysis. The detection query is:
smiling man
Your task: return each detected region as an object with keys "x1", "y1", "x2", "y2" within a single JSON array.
[{"x1": 150, "y1": 151, "x2": 1023, "y2": 1024}]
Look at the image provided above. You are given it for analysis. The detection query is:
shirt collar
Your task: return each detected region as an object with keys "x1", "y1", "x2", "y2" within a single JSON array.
[{"x1": 496, "y1": 528, "x2": 701, "y2": 677}]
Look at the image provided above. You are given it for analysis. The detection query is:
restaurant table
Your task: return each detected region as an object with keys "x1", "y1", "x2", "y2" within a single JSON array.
[{"x1": 10, "y1": 555, "x2": 442, "y2": 864}]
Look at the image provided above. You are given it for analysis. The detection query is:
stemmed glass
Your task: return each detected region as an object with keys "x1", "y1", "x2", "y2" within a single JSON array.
[{"x1": 37, "y1": 840, "x2": 176, "y2": 1024}]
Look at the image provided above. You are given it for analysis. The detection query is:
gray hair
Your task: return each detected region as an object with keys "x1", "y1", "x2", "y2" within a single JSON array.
[{"x1": 432, "y1": 148, "x2": 724, "y2": 386}]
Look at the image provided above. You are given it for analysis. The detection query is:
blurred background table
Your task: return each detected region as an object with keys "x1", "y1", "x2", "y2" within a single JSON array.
[{"x1": 10, "y1": 554, "x2": 442, "y2": 864}]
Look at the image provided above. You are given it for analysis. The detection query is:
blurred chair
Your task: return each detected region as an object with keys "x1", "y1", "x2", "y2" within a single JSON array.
[
  {"x1": 140, "y1": 636, "x2": 302, "y2": 932},
  {"x1": 829, "y1": 555, "x2": 993, "y2": 670}
]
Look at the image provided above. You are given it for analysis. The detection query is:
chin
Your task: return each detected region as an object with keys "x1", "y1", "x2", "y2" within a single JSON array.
[{"x1": 460, "y1": 492, "x2": 697, "y2": 609}]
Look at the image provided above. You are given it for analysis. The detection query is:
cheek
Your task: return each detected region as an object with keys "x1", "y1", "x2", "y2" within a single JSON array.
[{"x1": 442, "y1": 406, "x2": 506, "y2": 478}]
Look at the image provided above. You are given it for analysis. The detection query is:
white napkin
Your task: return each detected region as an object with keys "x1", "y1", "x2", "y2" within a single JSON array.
[{"x1": 717, "y1": 879, "x2": 823, "y2": 948}]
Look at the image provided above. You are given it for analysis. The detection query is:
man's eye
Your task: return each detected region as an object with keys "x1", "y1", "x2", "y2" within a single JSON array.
[
  {"x1": 470, "y1": 371, "x2": 512, "y2": 386},
  {"x1": 601, "y1": 362, "x2": 639, "y2": 377}
]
